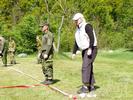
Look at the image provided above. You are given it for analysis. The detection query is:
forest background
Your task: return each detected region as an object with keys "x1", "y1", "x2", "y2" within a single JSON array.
[{"x1": 0, "y1": 0, "x2": 132, "y2": 53}]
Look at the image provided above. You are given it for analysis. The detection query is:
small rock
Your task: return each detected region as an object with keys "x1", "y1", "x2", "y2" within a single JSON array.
[{"x1": 17, "y1": 53, "x2": 27, "y2": 58}]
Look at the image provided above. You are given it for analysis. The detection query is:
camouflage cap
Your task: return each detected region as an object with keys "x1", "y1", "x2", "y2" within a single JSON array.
[{"x1": 39, "y1": 23, "x2": 49, "y2": 27}]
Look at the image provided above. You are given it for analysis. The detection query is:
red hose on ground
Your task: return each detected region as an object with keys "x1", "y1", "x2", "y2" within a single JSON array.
[{"x1": 0, "y1": 84, "x2": 47, "y2": 89}]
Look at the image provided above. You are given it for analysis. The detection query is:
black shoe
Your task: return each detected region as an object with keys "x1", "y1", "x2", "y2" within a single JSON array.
[
  {"x1": 4, "y1": 64, "x2": 7, "y2": 67},
  {"x1": 77, "y1": 85, "x2": 89, "y2": 94},
  {"x1": 88, "y1": 85, "x2": 95, "y2": 92},
  {"x1": 37, "y1": 60, "x2": 41, "y2": 64},
  {"x1": 10, "y1": 61, "x2": 13, "y2": 64},
  {"x1": 14, "y1": 61, "x2": 16, "y2": 64},
  {"x1": 41, "y1": 79, "x2": 53, "y2": 85}
]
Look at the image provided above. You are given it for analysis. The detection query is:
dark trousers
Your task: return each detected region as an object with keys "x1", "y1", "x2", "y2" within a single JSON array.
[{"x1": 82, "y1": 46, "x2": 97, "y2": 86}]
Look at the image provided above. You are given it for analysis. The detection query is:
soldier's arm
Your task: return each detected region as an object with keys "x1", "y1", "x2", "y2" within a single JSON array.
[
  {"x1": 5, "y1": 40, "x2": 9, "y2": 50},
  {"x1": 13, "y1": 41, "x2": 16, "y2": 49},
  {"x1": 45, "y1": 34, "x2": 53, "y2": 55},
  {"x1": 2, "y1": 40, "x2": 8, "y2": 54},
  {"x1": 39, "y1": 39, "x2": 42, "y2": 47}
]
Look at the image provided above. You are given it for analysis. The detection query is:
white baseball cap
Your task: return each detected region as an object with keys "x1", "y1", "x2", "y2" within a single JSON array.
[{"x1": 72, "y1": 13, "x2": 84, "y2": 20}]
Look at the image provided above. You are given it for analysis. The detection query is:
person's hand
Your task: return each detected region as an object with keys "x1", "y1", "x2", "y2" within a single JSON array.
[
  {"x1": 87, "y1": 48, "x2": 92, "y2": 56},
  {"x1": 43, "y1": 54, "x2": 48, "y2": 59},
  {"x1": 72, "y1": 54, "x2": 76, "y2": 60},
  {"x1": 76, "y1": 50, "x2": 81, "y2": 54}
]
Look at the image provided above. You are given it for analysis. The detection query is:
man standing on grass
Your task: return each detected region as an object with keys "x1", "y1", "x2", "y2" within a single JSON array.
[
  {"x1": 40, "y1": 23, "x2": 54, "y2": 85},
  {"x1": 8, "y1": 36, "x2": 16, "y2": 64},
  {"x1": 0, "y1": 36, "x2": 8, "y2": 66},
  {"x1": 72, "y1": 13, "x2": 98, "y2": 97}
]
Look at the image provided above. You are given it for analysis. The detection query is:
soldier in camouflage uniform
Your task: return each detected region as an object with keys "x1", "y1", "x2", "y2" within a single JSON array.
[
  {"x1": 40, "y1": 23, "x2": 54, "y2": 85},
  {"x1": 8, "y1": 37, "x2": 16, "y2": 64},
  {"x1": 0, "y1": 36, "x2": 8, "y2": 66},
  {"x1": 36, "y1": 35, "x2": 42, "y2": 64}
]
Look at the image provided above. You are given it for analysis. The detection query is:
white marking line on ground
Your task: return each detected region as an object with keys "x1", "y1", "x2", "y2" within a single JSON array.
[
  {"x1": 9, "y1": 67, "x2": 41, "y2": 82},
  {"x1": 8, "y1": 67, "x2": 75, "y2": 99},
  {"x1": 0, "y1": 69, "x2": 11, "y2": 71}
]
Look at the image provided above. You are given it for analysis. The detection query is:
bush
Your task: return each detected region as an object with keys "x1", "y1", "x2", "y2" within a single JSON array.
[{"x1": 14, "y1": 15, "x2": 38, "y2": 54}]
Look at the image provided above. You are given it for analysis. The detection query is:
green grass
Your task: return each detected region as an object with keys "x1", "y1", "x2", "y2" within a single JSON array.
[{"x1": 0, "y1": 50, "x2": 133, "y2": 100}]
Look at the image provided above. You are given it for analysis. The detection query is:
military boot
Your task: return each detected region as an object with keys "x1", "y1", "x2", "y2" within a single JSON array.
[{"x1": 41, "y1": 79, "x2": 53, "y2": 85}]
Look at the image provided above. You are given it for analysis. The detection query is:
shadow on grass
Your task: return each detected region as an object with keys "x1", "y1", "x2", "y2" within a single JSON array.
[
  {"x1": 15, "y1": 62, "x2": 20, "y2": 64},
  {"x1": 55, "y1": 52, "x2": 72, "y2": 60},
  {"x1": 1, "y1": 62, "x2": 20, "y2": 67},
  {"x1": 94, "y1": 85, "x2": 100, "y2": 90},
  {"x1": 6, "y1": 62, "x2": 20, "y2": 67},
  {"x1": 124, "y1": 49, "x2": 133, "y2": 52},
  {"x1": 52, "y1": 79, "x2": 60, "y2": 84},
  {"x1": 40, "y1": 79, "x2": 60, "y2": 85},
  {"x1": 77, "y1": 85, "x2": 100, "y2": 91},
  {"x1": 3, "y1": 64, "x2": 13, "y2": 67}
]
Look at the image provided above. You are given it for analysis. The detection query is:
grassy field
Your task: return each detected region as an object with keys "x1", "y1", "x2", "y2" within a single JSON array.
[{"x1": 0, "y1": 49, "x2": 133, "y2": 100}]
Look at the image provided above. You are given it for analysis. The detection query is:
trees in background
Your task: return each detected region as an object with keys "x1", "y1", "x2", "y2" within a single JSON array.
[{"x1": 0, "y1": 0, "x2": 132, "y2": 53}]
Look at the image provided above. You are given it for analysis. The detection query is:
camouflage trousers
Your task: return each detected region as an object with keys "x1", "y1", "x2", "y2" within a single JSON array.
[
  {"x1": 42, "y1": 59, "x2": 53, "y2": 80},
  {"x1": 8, "y1": 51, "x2": 16, "y2": 64}
]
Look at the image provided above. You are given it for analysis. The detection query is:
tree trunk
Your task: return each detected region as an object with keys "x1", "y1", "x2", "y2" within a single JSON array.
[
  {"x1": 57, "y1": 16, "x2": 64, "y2": 53},
  {"x1": 44, "y1": 0, "x2": 50, "y2": 23}
]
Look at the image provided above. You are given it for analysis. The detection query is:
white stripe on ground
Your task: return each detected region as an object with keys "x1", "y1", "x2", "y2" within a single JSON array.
[{"x1": 8, "y1": 67, "x2": 70, "y2": 97}]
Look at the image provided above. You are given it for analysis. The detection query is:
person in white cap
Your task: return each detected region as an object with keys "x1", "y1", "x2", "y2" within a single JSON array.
[{"x1": 72, "y1": 13, "x2": 98, "y2": 95}]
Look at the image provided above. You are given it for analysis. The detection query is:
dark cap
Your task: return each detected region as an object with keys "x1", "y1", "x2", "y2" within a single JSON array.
[{"x1": 39, "y1": 23, "x2": 49, "y2": 27}]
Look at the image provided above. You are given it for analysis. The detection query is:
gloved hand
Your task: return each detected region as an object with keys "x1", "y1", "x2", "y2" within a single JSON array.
[
  {"x1": 43, "y1": 54, "x2": 48, "y2": 59},
  {"x1": 72, "y1": 54, "x2": 76, "y2": 59}
]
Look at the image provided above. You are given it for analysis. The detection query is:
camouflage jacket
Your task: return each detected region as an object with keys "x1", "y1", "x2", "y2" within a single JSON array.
[
  {"x1": 8, "y1": 40, "x2": 16, "y2": 52},
  {"x1": 42, "y1": 31, "x2": 54, "y2": 56}
]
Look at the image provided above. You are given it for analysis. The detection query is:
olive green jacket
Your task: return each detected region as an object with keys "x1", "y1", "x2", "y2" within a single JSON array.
[{"x1": 42, "y1": 31, "x2": 54, "y2": 57}]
